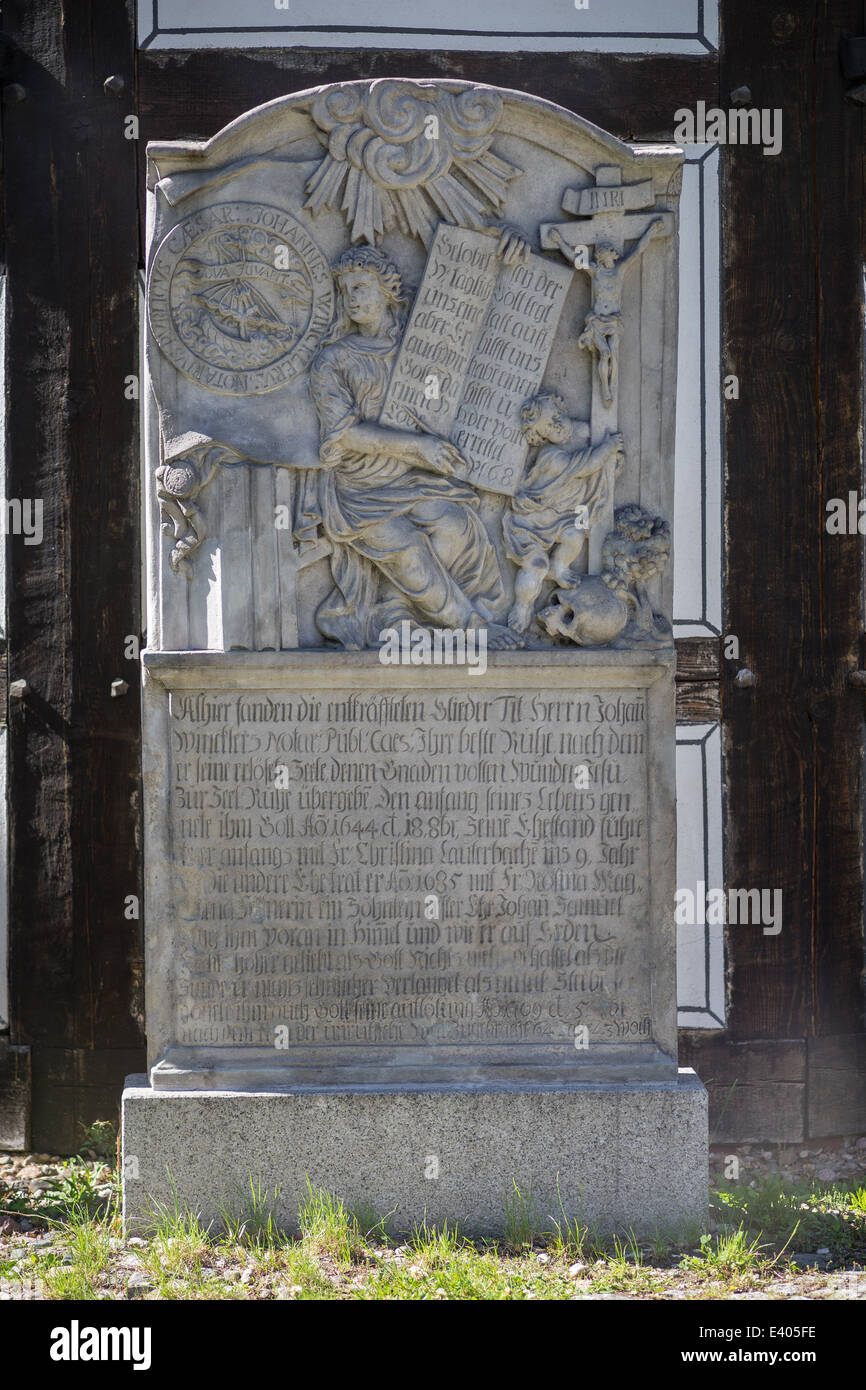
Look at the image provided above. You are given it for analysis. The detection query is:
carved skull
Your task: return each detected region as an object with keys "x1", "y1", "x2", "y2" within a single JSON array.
[{"x1": 538, "y1": 576, "x2": 630, "y2": 647}]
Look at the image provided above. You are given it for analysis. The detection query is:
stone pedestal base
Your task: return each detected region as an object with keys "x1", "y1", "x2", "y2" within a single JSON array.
[{"x1": 122, "y1": 1069, "x2": 707, "y2": 1238}]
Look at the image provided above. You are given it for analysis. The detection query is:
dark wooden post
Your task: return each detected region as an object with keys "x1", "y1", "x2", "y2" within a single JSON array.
[
  {"x1": 1, "y1": 0, "x2": 144, "y2": 1151},
  {"x1": 681, "y1": 0, "x2": 866, "y2": 1141}
]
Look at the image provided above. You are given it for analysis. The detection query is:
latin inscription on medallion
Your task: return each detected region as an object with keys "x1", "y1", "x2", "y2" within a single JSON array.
[{"x1": 148, "y1": 202, "x2": 334, "y2": 394}]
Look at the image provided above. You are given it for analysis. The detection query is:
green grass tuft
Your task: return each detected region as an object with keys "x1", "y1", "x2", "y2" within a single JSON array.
[
  {"x1": 218, "y1": 1175, "x2": 286, "y2": 1250},
  {"x1": 503, "y1": 1178, "x2": 542, "y2": 1250},
  {"x1": 297, "y1": 1179, "x2": 369, "y2": 1265}
]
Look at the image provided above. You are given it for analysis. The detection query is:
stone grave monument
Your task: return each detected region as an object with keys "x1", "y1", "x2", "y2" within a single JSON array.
[{"x1": 123, "y1": 78, "x2": 708, "y2": 1236}]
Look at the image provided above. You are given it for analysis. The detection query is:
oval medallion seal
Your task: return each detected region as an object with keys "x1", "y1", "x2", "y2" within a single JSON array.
[{"x1": 147, "y1": 202, "x2": 334, "y2": 394}]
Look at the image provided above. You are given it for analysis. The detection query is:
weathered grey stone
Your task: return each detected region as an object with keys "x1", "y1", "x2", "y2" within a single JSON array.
[
  {"x1": 122, "y1": 1069, "x2": 707, "y2": 1238},
  {"x1": 129, "y1": 79, "x2": 707, "y2": 1239},
  {"x1": 142, "y1": 649, "x2": 676, "y2": 1087}
]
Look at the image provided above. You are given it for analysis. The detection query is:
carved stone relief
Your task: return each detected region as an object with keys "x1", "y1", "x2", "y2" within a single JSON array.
[{"x1": 145, "y1": 80, "x2": 680, "y2": 654}]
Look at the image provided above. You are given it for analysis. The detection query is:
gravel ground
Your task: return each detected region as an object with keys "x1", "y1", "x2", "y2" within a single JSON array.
[{"x1": 709, "y1": 1134, "x2": 866, "y2": 1187}]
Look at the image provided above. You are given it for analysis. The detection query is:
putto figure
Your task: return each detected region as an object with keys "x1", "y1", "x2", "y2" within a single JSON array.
[
  {"x1": 600, "y1": 502, "x2": 672, "y2": 639},
  {"x1": 503, "y1": 392, "x2": 624, "y2": 635},
  {"x1": 306, "y1": 246, "x2": 519, "y2": 650}
]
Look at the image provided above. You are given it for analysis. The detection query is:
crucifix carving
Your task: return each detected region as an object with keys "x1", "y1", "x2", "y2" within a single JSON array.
[{"x1": 541, "y1": 166, "x2": 673, "y2": 571}]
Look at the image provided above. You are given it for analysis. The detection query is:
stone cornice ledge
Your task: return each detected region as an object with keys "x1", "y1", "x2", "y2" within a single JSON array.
[{"x1": 142, "y1": 647, "x2": 674, "y2": 691}]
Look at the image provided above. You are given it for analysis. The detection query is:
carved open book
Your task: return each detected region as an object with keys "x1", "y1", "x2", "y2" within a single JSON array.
[{"x1": 379, "y1": 224, "x2": 573, "y2": 495}]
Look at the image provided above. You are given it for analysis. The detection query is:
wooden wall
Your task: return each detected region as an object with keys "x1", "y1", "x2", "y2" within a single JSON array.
[
  {"x1": 680, "y1": 0, "x2": 866, "y2": 1142},
  {"x1": 0, "y1": 0, "x2": 144, "y2": 1151}
]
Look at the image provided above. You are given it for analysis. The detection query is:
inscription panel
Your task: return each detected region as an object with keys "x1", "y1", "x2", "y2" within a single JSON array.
[{"x1": 167, "y1": 686, "x2": 652, "y2": 1053}]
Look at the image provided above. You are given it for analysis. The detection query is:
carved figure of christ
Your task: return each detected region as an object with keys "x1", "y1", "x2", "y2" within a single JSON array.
[{"x1": 541, "y1": 167, "x2": 673, "y2": 572}]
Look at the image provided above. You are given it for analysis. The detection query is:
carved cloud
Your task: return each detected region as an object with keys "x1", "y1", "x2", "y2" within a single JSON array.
[{"x1": 304, "y1": 80, "x2": 521, "y2": 247}]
